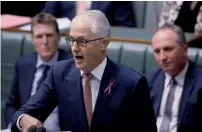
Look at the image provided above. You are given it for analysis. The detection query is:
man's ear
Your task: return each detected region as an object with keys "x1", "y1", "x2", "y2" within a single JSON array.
[{"x1": 101, "y1": 38, "x2": 110, "y2": 50}]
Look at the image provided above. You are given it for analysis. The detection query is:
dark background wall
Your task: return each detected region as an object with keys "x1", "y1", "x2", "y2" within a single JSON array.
[{"x1": 1, "y1": 1, "x2": 46, "y2": 17}]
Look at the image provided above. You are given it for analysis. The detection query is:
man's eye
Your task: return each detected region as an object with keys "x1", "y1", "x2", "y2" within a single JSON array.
[
  {"x1": 36, "y1": 35, "x2": 43, "y2": 38},
  {"x1": 164, "y1": 47, "x2": 174, "y2": 52},
  {"x1": 77, "y1": 39, "x2": 86, "y2": 43},
  {"x1": 154, "y1": 49, "x2": 160, "y2": 54}
]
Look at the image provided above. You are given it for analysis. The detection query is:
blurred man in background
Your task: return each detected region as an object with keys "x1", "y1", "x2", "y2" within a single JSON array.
[
  {"x1": 41, "y1": 1, "x2": 136, "y2": 27},
  {"x1": 5, "y1": 12, "x2": 72, "y2": 132},
  {"x1": 146, "y1": 23, "x2": 202, "y2": 132}
]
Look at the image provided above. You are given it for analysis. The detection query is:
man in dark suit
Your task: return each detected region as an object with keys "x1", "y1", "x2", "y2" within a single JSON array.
[
  {"x1": 197, "y1": 89, "x2": 202, "y2": 131},
  {"x1": 10, "y1": 10, "x2": 157, "y2": 132},
  {"x1": 5, "y1": 13, "x2": 72, "y2": 131},
  {"x1": 41, "y1": 1, "x2": 136, "y2": 27},
  {"x1": 146, "y1": 23, "x2": 202, "y2": 132}
]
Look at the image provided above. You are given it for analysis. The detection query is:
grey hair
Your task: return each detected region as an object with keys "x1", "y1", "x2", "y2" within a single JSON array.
[
  {"x1": 155, "y1": 23, "x2": 186, "y2": 45},
  {"x1": 73, "y1": 10, "x2": 111, "y2": 38}
]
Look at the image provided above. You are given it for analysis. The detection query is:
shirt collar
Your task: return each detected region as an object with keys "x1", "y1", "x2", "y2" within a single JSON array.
[
  {"x1": 36, "y1": 51, "x2": 59, "y2": 68},
  {"x1": 81, "y1": 57, "x2": 107, "y2": 81},
  {"x1": 165, "y1": 61, "x2": 189, "y2": 86}
]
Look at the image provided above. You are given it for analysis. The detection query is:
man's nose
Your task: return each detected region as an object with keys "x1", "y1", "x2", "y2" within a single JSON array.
[
  {"x1": 42, "y1": 35, "x2": 47, "y2": 44},
  {"x1": 71, "y1": 41, "x2": 80, "y2": 51},
  {"x1": 159, "y1": 51, "x2": 167, "y2": 61}
]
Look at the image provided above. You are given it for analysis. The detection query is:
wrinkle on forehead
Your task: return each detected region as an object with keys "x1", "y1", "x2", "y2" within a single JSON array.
[
  {"x1": 153, "y1": 29, "x2": 177, "y2": 42},
  {"x1": 70, "y1": 16, "x2": 94, "y2": 38}
]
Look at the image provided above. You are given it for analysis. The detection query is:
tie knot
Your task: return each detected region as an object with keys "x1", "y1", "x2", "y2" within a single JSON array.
[
  {"x1": 83, "y1": 73, "x2": 93, "y2": 82},
  {"x1": 40, "y1": 64, "x2": 50, "y2": 69},
  {"x1": 170, "y1": 77, "x2": 177, "y2": 86},
  {"x1": 40, "y1": 64, "x2": 50, "y2": 74}
]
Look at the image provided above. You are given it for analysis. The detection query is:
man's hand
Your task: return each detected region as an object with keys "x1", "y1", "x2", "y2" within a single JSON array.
[{"x1": 19, "y1": 114, "x2": 42, "y2": 132}]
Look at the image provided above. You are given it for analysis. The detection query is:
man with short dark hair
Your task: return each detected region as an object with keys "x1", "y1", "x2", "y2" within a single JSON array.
[
  {"x1": 5, "y1": 12, "x2": 72, "y2": 131},
  {"x1": 146, "y1": 23, "x2": 202, "y2": 132}
]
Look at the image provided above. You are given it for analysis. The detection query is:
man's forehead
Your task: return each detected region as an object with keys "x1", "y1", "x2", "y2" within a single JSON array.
[
  {"x1": 32, "y1": 24, "x2": 56, "y2": 35},
  {"x1": 153, "y1": 30, "x2": 176, "y2": 44},
  {"x1": 72, "y1": 15, "x2": 93, "y2": 25},
  {"x1": 70, "y1": 26, "x2": 92, "y2": 35},
  {"x1": 155, "y1": 29, "x2": 176, "y2": 39},
  {"x1": 70, "y1": 24, "x2": 94, "y2": 38}
]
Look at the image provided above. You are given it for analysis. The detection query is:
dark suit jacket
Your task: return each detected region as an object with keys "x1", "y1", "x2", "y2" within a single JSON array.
[
  {"x1": 11, "y1": 58, "x2": 157, "y2": 132},
  {"x1": 146, "y1": 61, "x2": 202, "y2": 132},
  {"x1": 41, "y1": 1, "x2": 136, "y2": 27},
  {"x1": 5, "y1": 49, "x2": 72, "y2": 125},
  {"x1": 197, "y1": 89, "x2": 202, "y2": 132}
]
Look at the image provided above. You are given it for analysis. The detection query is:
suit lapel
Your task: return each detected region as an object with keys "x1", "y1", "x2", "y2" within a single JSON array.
[
  {"x1": 64, "y1": 67, "x2": 83, "y2": 101},
  {"x1": 178, "y1": 62, "x2": 195, "y2": 127},
  {"x1": 152, "y1": 71, "x2": 165, "y2": 118},
  {"x1": 24, "y1": 53, "x2": 37, "y2": 101},
  {"x1": 64, "y1": 67, "x2": 89, "y2": 130},
  {"x1": 91, "y1": 58, "x2": 118, "y2": 126}
]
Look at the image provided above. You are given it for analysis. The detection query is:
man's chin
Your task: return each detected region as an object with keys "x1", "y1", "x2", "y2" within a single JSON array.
[
  {"x1": 40, "y1": 53, "x2": 53, "y2": 61},
  {"x1": 162, "y1": 66, "x2": 174, "y2": 74},
  {"x1": 75, "y1": 63, "x2": 84, "y2": 70}
]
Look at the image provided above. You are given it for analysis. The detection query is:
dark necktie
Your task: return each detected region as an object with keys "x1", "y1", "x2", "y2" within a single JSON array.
[
  {"x1": 83, "y1": 73, "x2": 93, "y2": 128},
  {"x1": 159, "y1": 77, "x2": 177, "y2": 132},
  {"x1": 36, "y1": 64, "x2": 50, "y2": 91}
]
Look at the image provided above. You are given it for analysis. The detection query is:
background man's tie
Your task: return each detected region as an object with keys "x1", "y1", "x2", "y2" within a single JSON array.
[
  {"x1": 77, "y1": 1, "x2": 88, "y2": 15},
  {"x1": 159, "y1": 77, "x2": 177, "y2": 132},
  {"x1": 36, "y1": 64, "x2": 50, "y2": 91},
  {"x1": 83, "y1": 73, "x2": 93, "y2": 128}
]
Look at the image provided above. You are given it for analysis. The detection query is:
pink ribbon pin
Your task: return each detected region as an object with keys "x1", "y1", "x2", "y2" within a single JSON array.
[{"x1": 104, "y1": 79, "x2": 115, "y2": 95}]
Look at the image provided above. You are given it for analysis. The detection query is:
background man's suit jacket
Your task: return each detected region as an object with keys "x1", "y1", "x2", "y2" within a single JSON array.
[
  {"x1": 5, "y1": 49, "x2": 72, "y2": 125},
  {"x1": 11, "y1": 58, "x2": 157, "y2": 132},
  {"x1": 197, "y1": 89, "x2": 202, "y2": 131},
  {"x1": 41, "y1": 1, "x2": 136, "y2": 27},
  {"x1": 146, "y1": 61, "x2": 202, "y2": 132}
]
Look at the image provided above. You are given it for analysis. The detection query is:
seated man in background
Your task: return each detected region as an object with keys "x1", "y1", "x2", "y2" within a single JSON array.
[
  {"x1": 4, "y1": 12, "x2": 72, "y2": 131},
  {"x1": 146, "y1": 23, "x2": 202, "y2": 132},
  {"x1": 41, "y1": 1, "x2": 136, "y2": 27},
  {"x1": 10, "y1": 10, "x2": 157, "y2": 132}
]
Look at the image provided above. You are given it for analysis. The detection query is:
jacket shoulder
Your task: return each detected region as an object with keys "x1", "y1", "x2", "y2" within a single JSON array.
[
  {"x1": 117, "y1": 63, "x2": 146, "y2": 85},
  {"x1": 15, "y1": 53, "x2": 37, "y2": 66},
  {"x1": 52, "y1": 58, "x2": 75, "y2": 74},
  {"x1": 145, "y1": 68, "x2": 162, "y2": 85}
]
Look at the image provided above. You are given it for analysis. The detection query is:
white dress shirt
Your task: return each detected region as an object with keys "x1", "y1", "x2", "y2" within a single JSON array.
[
  {"x1": 157, "y1": 62, "x2": 189, "y2": 132},
  {"x1": 81, "y1": 57, "x2": 107, "y2": 112},
  {"x1": 31, "y1": 51, "x2": 58, "y2": 96},
  {"x1": 17, "y1": 51, "x2": 60, "y2": 132}
]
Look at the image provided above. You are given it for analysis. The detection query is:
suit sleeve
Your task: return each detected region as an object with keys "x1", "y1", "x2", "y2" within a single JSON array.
[
  {"x1": 130, "y1": 76, "x2": 157, "y2": 132},
  {"x1": 110, "y1": 1, "x2": 136, "y2": 27},
  {"x1": 10, "y1": 65, "x2": 58, "y2": 131},
  {"x1": 4, "y1": 61, "x2": 21, "y2": 126}
]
